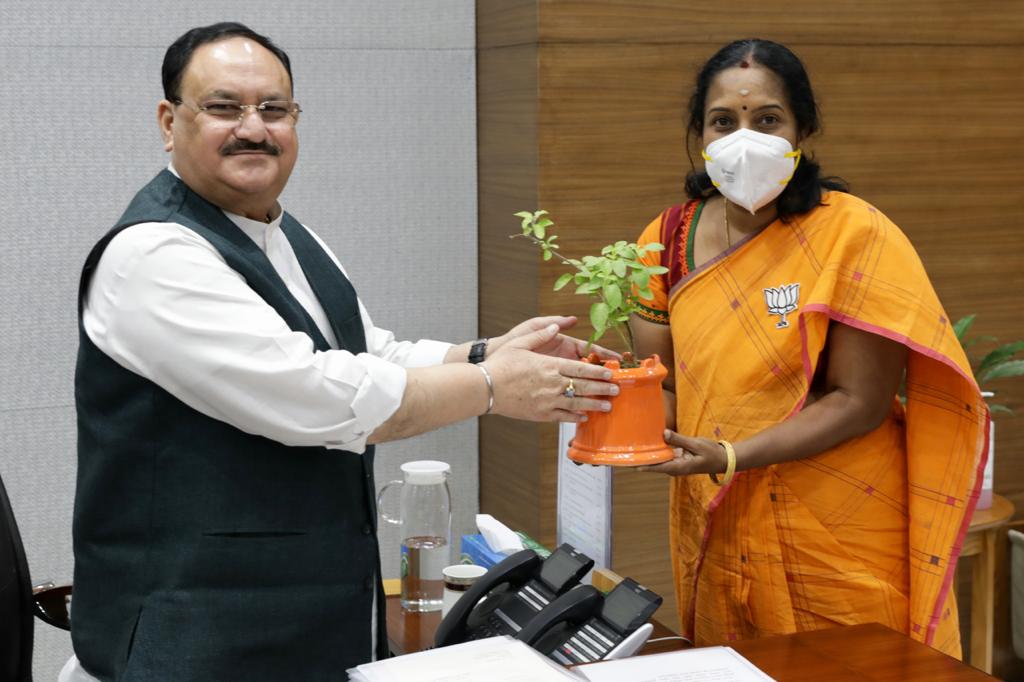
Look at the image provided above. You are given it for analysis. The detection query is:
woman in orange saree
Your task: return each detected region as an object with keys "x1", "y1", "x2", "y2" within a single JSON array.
[{"x1": 631, "y1": 40, "x2": 987, "y2": 658}]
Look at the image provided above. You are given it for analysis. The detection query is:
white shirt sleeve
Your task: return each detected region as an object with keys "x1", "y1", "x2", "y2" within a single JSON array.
[{"x1": 83, "y1": 221, "x2": 451, "y2": 453}]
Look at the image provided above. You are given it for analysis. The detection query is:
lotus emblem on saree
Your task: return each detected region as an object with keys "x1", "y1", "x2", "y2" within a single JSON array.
[{"x1": 763, "y1": 283, "x2": 800, "y2": 329}]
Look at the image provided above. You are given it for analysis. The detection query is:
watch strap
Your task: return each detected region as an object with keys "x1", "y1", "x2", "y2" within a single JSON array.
[{"x1": 468, "y1": 338, "x2": 488, "y2": 364}]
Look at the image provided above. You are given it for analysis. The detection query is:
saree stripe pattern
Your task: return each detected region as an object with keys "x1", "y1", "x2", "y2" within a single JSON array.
[{"x1": 635, "y1": 192, "x2": 987, "y2": 656}]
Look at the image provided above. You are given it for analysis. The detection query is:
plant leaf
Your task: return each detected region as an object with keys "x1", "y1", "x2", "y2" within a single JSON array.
[
  {"x1": 989, "y1": 404, "x2": 1015, "y2": 415},
  {"x1": 978, "y1": 340, "x2": 1024, "y2": 373},
  {"x1": 638, "y1": 287, "x2": 654, "y2": 300},
  {"x1": 590, "y1": 301, "x2": 610, "y2": 334},
  {"x1": 603, "y1": 283, "x2": 622, "y2": 310},
  {"x1": 554, "y1": 273, "x2": 573, "y2": 291},
  {"x1": 979, "y1": 359, "x2": 1024, "y2": 383},
  {"x1": 646, "y1": 265, "x2": 669, "y2": 275},
  {"x1": 612, "y1": 261, "x2": 627, "y2": 278},
  {"x1": 963, "y1": 335, "x2": 999, "y2": 350},
  {"x1": 576, "y1": 282, "x2": 602, "y2": 295},
  {"x1": 542, "y1": 249, "x2": 552, "y2": 261},
  {"x1": 513, "y1": 211, "x2": 533, "y2": 219},
  {"x1": 952, "y1": 314, "x2": 976, "y2": 341}
]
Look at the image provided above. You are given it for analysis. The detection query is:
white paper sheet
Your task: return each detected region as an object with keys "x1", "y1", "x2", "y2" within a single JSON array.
[
  {"x1": 347, "y1": 636, "x2": 578, "y2": 682},
  {"x1": 574, "y1": 646, "x2": 775, "y2": 682},
  {"x1": 556, "y1": 423, "x2": 613, "y2": 578}
]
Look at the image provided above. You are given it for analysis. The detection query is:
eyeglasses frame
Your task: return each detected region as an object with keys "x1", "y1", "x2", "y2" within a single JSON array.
[{"x1": 171, "y1": 98, "x2": 302, "y2": 125}]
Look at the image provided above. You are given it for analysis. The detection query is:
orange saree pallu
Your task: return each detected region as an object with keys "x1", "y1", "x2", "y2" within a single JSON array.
[{"x1": 635, "y1": 192, "x2": 988, "y2": 656}]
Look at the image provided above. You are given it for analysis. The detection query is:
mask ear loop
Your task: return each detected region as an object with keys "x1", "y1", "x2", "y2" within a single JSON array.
[
  {"x1": 701, "y1": 149, "x2": 722, "y2": 188},
  {"x1": 778, "y1": 149, "x2": 802, "y2": 185}
]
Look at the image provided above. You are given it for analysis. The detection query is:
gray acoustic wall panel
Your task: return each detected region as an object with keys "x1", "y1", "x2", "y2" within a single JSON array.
[{"x1": 0, "y1": 3, "x2": 477, "y2": 678}]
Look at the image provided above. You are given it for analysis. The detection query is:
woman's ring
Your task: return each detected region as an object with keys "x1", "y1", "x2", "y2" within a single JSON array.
[{"x1": 563, "y1": 378, "x2": 576, "y2": 398}]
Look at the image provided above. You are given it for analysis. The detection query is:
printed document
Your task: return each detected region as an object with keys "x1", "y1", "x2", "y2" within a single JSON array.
[
  {"x1": 574, "y1": 645, "x2": 775, "y2": 681},
  {"x1": 347, "y1": 636, "x2": 576, "y2": 682},
  {"x1": 556, "y1": 422, "x2": 612, "y2": 578}
]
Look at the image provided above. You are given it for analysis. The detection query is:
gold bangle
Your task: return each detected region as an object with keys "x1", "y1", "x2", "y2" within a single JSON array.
[{"x1": 709, "y1": 440, "x2": 736, "y2": 487}]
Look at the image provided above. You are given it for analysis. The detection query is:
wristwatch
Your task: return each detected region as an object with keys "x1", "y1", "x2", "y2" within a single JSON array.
[{"x1": 468, "y1": 338, "x2": 488, "y2": 364}]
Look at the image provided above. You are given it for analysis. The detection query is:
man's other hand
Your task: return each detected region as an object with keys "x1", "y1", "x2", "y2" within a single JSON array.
[
  {"x1": 482, "y1": 323, "x2": 620, "y2": 423},
  {"x1": 489, "y1": 315, "x2": 620, "y2": 362}
]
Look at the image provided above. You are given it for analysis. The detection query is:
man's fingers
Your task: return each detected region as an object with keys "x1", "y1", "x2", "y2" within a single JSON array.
[
  {"x1": 559, "y1": 358, "x2": 614, "y2": 381},
  {"x1": 551, "y1": 316, "x2": 578, "y2": 331},
  {"x1": 515, "y1": 316, "x2": 577, "y2": 336},
  {"x1": 567, "y1": 378, "x2": 619, "y2": 397},
  {"x1": 507, "y1": 323, "x2": 561, "y2": 350},
  {"x1": 565, "y1": 397, "x2": 613, "y2": 413},
  {"x1": 584, "y1": 341, "x2": 622, "y2": 361},
  {"x1": 554, "y1": 408, "x2": 588, "y2": 423}
]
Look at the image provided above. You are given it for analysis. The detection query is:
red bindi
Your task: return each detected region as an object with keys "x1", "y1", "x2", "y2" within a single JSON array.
[{"x1": 740, "y1": 60, "x2": 750, "y2": 68}]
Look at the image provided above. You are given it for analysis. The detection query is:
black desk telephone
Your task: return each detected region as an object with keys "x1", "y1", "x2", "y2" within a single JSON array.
[
  {"x1": 433, "y1": 544, "x2": 662, "y2": 664},
  {"x1": 434, "y1": 543, "x2": 594, "y2": 646}
]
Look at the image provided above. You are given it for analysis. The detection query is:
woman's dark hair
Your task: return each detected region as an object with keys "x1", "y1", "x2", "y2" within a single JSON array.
[
  {"x1": 683, "y1": 39, "x2": 847, "y2": 220},
  {"x1": 162, "y1": 22, "x2": 293, "y2": 102}
]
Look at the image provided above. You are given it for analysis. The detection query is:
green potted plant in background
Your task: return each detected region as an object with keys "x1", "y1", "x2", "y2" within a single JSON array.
[
  {"x1": 953, "y1": 314, "x2": 1024, "y2": 510},
  {"x1": 512, "y1": 210, "x2": 675, "y2": 466}
]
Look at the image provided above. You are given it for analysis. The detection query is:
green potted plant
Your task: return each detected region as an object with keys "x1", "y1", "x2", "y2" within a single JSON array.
[
  {"x1": 952, "y1": 314, "x2": 1024, "y2": 510},
  {"x1": 512, "y1": 210, "x2": 675, "y2": 466},
  {"x1": 953, "y1": 314, "x2": 1024, "y2": 413}
]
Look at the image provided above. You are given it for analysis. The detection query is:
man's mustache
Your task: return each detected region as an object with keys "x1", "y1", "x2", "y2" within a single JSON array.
[{"x1": 220, "y1": 140, "x2": 281, "y2": 156}]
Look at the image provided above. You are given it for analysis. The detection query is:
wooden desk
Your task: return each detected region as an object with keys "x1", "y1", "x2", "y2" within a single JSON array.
[
  {"x1": 730, "y1": 623, "x2": 993, "y2": 681},
  {"x1": 386, "y1": 598, "x2": 994, "y2": 680},
  {"x1": 960, "y1": 493, "x2": 1014, "y2": 674}
]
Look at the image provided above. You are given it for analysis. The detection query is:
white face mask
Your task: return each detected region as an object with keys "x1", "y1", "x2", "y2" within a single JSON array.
[{"x1": 702, "y1": 128, "x2": 802, "y2": 214}]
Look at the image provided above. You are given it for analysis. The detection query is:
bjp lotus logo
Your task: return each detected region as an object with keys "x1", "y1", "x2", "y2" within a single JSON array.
[{"x1": 763, "y1": 283, "x2": 800, "y2": 329}]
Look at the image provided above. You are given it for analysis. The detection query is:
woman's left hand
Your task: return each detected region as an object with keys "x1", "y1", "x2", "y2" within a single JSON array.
[{"x1": 636, "y1": 430, "x2": 729, "y2": 477}]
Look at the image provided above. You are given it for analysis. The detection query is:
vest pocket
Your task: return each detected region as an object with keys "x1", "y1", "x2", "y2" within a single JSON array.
[{"x1": 120, "y1": 585, "x2": 374, "y2": 679}]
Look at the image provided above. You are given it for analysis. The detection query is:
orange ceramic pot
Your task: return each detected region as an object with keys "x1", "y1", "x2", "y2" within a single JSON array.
[{"x1": 568, "y1": 354, "x2": 675, "y2": 466}]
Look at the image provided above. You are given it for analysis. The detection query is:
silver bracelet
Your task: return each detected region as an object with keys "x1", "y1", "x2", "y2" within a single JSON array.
[{"x1": 475, "y1": 363, "x2": 494, "y2": 415}]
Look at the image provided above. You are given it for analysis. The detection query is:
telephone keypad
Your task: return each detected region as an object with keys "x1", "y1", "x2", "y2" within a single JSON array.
[{"x1": 552, "y1": 617, "x2": 623, "y2": 664}]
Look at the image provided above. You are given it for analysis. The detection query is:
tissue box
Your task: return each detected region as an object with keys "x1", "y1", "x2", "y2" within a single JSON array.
[{"x1": 459, "y1": 533, "x2": 550, "y2": 568}]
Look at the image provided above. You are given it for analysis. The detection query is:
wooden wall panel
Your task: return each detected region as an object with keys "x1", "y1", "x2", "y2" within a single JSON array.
[
  {"x1": 477, "y1": 0, "x2": 536, "y2": 49},
  {"x1": 536, "y1": 1, "x2": 1024, "y2": 46},
  {"x1": 478, "y1": 1, "x2": 1024, "y2": 672}
]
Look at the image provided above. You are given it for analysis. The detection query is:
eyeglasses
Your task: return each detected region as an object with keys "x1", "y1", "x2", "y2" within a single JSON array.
[{"x1": 174, "y1": 98, "x2": 302, "y2": 126}]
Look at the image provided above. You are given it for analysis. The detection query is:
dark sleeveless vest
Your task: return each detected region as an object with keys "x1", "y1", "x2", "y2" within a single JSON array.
[{"x1": 72, "y1": 170, "x2": 389, "y2": 680}]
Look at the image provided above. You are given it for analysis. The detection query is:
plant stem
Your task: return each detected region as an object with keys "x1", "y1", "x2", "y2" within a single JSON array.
[
  {"x1": 511, "y1": 233, "x2": 577, "y2": 268},
  {"x1": 513, "y1": 232, "x2": 639, "y2": 359}
]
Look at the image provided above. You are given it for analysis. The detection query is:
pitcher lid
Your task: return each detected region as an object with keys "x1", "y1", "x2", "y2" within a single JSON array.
[{"x1": 400, "y1": 460, "x2": 451, "y2": 484}]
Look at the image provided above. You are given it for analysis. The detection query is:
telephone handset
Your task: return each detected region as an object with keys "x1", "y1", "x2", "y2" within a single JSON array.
[
  {"x1": 516, "y1": 577, "x2": 663, "y2": 665},
  {"x1": 433, "y1": 544, "x2": 594, "y2": 648}
]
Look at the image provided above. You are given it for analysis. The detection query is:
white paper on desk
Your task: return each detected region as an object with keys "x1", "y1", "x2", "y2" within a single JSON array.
[
  {"x1": 556, "y1": 423, "x2": 612, "y2": 578},
  {"x1": 574, "y1": 646, "x2": 775, "y2": 682},
  {"x1": 347, "y1": 636, "x2": 580, "y2": 682}
]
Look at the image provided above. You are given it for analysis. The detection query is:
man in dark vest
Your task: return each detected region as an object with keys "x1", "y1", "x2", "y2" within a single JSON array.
[{"x1": 67, "y1": 22, "x2": 617, "y2": 681}]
